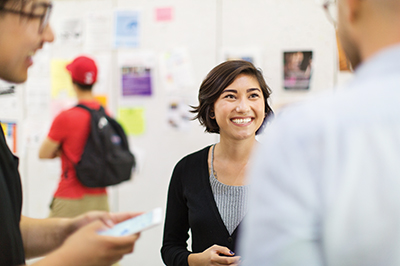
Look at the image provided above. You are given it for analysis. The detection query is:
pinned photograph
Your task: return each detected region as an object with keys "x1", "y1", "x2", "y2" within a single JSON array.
[{"x1": 283, "y1": 51, "x2": 313, "y2": 90}]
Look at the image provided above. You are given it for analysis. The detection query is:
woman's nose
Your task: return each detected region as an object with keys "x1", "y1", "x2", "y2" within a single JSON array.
[{"x1": 236, "y1": 98, "x2": 250, "y2": 113}]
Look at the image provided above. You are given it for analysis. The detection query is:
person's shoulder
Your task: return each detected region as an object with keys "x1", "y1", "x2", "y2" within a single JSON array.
[
  {"x1": 173, "y1": 146, "x2": 210, "y2": 174},
  {"x1": 272, "y1": 92, "x2": 335, "y2": 129},
  {"x1": 53, "y1": 107, "x2": 74, "y2": 121},
  {"x1": 170, "y1": 146, "x2": 210, "y2": 184},
  {"x1": 78, "y1": 101, "x2": 101, "y2": 110},
  {"x1": 176, "y1": 146, "x2": 210, "y2": 166}
]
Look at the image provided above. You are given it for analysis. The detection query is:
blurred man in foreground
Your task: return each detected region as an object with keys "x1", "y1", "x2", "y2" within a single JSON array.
[{"x1": 240, "y1": 0, "x2": 400, "y2": 265}]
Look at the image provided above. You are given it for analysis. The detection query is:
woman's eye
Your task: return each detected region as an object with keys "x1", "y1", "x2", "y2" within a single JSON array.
[
  {"x1": 249, "y1": 93, "x2": 260, "y2": 98},
  {"x1": 224, "y1": 94, "x2": 236, "y2": 99}
]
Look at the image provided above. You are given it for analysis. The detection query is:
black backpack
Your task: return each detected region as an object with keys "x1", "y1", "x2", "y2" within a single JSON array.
[{"x1": 66, "y1": 104, "x2": 135, "y2": 188}]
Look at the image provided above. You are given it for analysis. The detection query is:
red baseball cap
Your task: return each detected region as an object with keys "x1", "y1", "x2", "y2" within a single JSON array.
[{"x1": 66, "y1": 56, "x2": 98, "y2": 85}]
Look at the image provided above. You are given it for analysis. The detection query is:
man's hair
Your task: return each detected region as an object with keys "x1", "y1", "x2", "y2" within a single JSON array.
[
  {"x1": 0, "y1": 0, "x2": 27, "y2": 17},
  {"x1": 191, "y1": 60, "x2": 274, "y2": 135},
  {"x1": 0, "y1": 0, "x2": 8, "y2": 9},
  {"x1": 0, "y1": 0, "x2": 23, "y2": 9},
  {"x1": 73, "y1": 80, "x2": 93, "y2": 91}
]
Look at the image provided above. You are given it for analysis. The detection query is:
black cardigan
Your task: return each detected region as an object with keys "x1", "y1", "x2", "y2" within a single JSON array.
[{"x1": 161, "y1": 146, "x2": 240, "y2": 266}]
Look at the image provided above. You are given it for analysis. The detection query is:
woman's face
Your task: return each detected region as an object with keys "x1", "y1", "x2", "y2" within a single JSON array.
[{"x1": 213, "y1": 74, "x2": 265, "y2": 141}]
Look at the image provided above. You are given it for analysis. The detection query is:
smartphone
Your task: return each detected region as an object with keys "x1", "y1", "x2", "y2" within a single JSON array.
[{"x1": 98, "y1": 207, "x2": 163, "y2": 236}]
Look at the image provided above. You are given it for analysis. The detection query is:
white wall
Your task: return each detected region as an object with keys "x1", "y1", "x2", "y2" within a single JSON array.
[{"x1": 0, "y1": 0, "x2": 346, "y2": 265}]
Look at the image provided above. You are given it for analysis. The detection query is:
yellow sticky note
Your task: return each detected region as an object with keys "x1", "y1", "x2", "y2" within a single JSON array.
[
  {"x1": 95, "y1": 95, "x2": 108, "y2": 107},
  {"x1": 51, "y1": 59, "x2": 74, "y2": 99},
  {"x1": 1, "y1": 123, "x2": 6, "y2": 135},
  {"x1": 117, "y1": 107, "x2": 145, "y2": 136}
]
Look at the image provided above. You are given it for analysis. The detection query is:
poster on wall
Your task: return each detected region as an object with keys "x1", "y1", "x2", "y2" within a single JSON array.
[
  {"x1": 121, "y1": 66, "x2": 152, "y2": 96},
  {"x1": 159, "y1": 48, "x2": 195, "y2": 92},
  {"x1": 283, "y1": 51, "x2": 313, "y2": 91},
  {"x1": 221, "y1": 48, "x2": 262, "y2": 68},
  {"x1": 155, "y1": 7, "x2": 174, "y2": 22},
  {"x1": 91, "y1": 53, "x2": 112, "y2": 96},
  {"x1": 50, "y1": 59, "x2": 74, "y2": 99},
  {"x1": 118, "y1": 51, "x2": 156, "y2": 101},
  {"x1": 117, "y1": 107, "x2": 145, "y2": 136},
  {"x1": 0, "y1": 81, "x2": 15, "y2": 96},
  {"x1": 166, "y1": 97, "x2": 191, "y2": 131},
  {"x1": 25, "y1": 77, "x2": 50, "y2": 119},
  {"x1": 1, "y1": 122, "x2": 17, "y2": 154},
  {"x1": 0, "y1": 80, "x2": 19, "y2": 119},
  {"x1": 54, "y1": 18, "x2": 83, "y2": 45},
  {"x1": 85, "y1": 12, "x2": 112, "y2": 52},
  {"x1": 113, "y1": 10, "x2": 140, "y2": 48}
]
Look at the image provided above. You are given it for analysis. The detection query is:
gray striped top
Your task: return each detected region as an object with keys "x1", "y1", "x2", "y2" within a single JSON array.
[{"x1": 209, "y1": 145, "x2": 249, "y2": 235}]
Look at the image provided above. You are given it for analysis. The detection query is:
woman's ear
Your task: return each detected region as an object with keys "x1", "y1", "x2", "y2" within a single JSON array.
[{"x1": 209, "y1": 111, "x2": 215, "y2": 119}]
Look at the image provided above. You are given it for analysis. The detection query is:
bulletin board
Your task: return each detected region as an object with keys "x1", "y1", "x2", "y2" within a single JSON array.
[{"x1": 12, "y1": 0, "x2": 338, "y2": 265}]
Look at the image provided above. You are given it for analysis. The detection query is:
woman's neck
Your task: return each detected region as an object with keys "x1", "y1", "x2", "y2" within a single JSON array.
[{"x1": 216, "y1": 137, "x2": 256, "y2": 163}]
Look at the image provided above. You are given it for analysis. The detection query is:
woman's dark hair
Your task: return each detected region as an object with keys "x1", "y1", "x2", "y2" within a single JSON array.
[{"x1": 191, "y1": 60, "x2": 273, "y2": 134}]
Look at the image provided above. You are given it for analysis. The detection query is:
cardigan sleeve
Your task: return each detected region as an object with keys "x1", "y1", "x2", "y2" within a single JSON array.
[{"x1": 161, "y1": 158, "x2": 191, "y2": 266}]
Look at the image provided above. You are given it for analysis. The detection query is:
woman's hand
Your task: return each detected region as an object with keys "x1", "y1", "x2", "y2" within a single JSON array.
[{"x1": 188, "y1": 244, "x2": 241, "y2": 266}]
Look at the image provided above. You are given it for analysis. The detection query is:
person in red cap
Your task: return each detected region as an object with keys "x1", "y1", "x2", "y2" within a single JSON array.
[
  {"x1": 0, "y1": 1, "x2": 140, "y2": 265},
  {"x1": 39, "y1": 55, "x2": 110, "y2": 220}
]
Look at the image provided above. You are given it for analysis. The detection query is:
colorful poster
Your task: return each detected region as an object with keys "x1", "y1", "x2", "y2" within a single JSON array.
[
  {"x1": 121, "y1": 66, "x2": 152, "y2": 96},
  {"x1": 283, "y1": 51, "x2": 313, "y2": 90},
  {"x1": 114, "y1": 10, "x2": 140, "y2": 48},
  {"x1": 1, "y1": 122, "x2": 17, "y2": 153},
  {"x1": 117, "y1": 107, "x2": 145, "y2": 136},
  {"x1": 167, "y1": 98, "x2": 191, "y2": 131},
  {"x1": 159, "y1": 48, "x2": 195, "y2": 92}
]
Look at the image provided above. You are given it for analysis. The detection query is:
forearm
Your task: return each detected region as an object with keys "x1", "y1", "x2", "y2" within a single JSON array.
[
  {"x1": 20, "y1": 216, "x2": 75, "y2": 259},
  {"x1": 38, "y1": 138, "x2": 60, "y2": 159},
  {"x1": 25, "y1": 250, "x2": 76, "y2": 266}
]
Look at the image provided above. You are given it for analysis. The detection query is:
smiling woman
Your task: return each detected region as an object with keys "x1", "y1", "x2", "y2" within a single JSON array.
[
  {"x1": 192, "y1": 60, "x2": 273, "y2": 134},
  {"x1": 161, "y1": 60, "x2": 274, "y2": 266}
]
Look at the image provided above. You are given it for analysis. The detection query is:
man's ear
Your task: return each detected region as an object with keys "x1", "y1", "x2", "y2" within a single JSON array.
[{"x1": 346, "y1": 0, "x2": 363, "y2": 23}]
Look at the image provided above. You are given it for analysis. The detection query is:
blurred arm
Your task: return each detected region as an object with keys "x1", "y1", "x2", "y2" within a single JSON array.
[{"x1": 39, "y1": 137, "x2": 60, "y2": 159}]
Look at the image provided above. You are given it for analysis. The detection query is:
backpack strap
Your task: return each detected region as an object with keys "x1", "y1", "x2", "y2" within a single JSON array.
[
  {"x1": 62, "y1": 104, "x2": 104, "y2": 179},
  {"x1": 76, "y1": 103, "x2": 105, "y2": 114}
]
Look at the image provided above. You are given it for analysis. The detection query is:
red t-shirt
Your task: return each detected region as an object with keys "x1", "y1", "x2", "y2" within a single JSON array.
[{"x1": 48, "y1": 100, "x2": 107, "y2": 199}]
